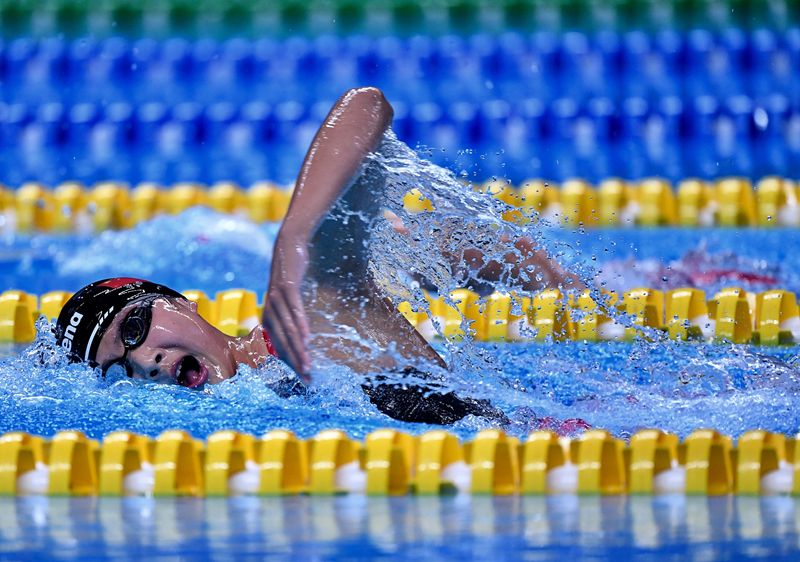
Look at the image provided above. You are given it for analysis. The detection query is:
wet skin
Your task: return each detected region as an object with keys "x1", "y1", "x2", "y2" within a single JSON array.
[{"x1": 94, "y1": 297, "x2": 271, "y2": 388}]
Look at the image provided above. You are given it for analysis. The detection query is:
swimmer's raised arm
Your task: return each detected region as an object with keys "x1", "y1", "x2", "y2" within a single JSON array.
[
  {"x1": 278, "y1": 87, "x2": 394, "y2": 244},
  {"x1": 264, "y1": 87, "x2": 394, "y2": 377}
]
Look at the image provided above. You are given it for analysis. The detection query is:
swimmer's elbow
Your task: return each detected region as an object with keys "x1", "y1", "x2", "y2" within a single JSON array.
[{"x1": 342, "y1": 87, "x2": 394, "y2": 124}]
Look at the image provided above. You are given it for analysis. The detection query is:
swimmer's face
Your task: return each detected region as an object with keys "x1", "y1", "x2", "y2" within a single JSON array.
[{"x1": 94, "y1": 297, "x2": 236, "y2": 388}]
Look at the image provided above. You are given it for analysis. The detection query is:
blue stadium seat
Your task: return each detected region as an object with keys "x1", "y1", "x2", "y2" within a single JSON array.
[
  {"x1": 0, "y1": 103, "x2": 30, "y2": 148},
  {"x1": 0, "y1": 30, "x2": 798, "y2": 184},
  {"x1": 271, "y1": 100, "x2": 307, "y2": 145},
  {"x1": 240, "y1": 101, "x2": 272, "y2": 145},
  {"x1": 171, "y1": 101, "x2": 204, "y2": 146},
  {"x1": 67, "y1": 102, "x2": 99, "y2": 145},
  {"x1": 134, "y1": 102, "x2": 170, "y2": 146},
  {"x1": 221, "y1": 38, "x2": 255, "y2": 82},
  {"x1": 35, "y1": 102, "x2": 66, "y2": 146},
  {"x1": 98, "y1": 37, "x2": 131, "y2": 80},
  {"x1": 66, "y1": 37, "x2": 98, "y2": 78},
  {"x1": 105, "y1": 102, "x2": 135, "y2": 147},
  {"x1": 5, "y1": 38, "x2": 37, "y2": 80},
  {"x1": 205, "y1": 101, "x2": 238, "y2": 146},
  {"x1": 753, "y1": 94, "x2": 790, "y2": 177},
  {"x1": 686, "y1": 95, "x2": 720, "y2": 177}
]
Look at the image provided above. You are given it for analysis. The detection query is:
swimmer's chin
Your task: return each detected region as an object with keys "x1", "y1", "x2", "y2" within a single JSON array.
[
  {"x1": 201, "y1": 361, "x2": 259, "y2": 387},
  {"x1": 204, "y1": 363, "x2": 230, "y2": 386}
]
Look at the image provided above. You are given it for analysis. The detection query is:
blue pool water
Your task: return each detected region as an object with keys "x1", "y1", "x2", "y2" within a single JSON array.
[
  {"x1": 1, "y1": 208, "x2": 800, "y2": 442},
  {"x1": 2, "y1": 496, "x2": 800, "y2": 561},
  {"x1": 3, "y1": 317, "x2": 800, "y2": 442},
  {"x1": 2, "y1": 128, "x2": 800, "y2": 442},
  {"x1": 1, "y1": 209, "x2": 797, "y2": 300}
]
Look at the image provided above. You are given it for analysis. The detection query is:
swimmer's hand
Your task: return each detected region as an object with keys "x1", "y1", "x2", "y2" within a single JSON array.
[
  {"x1": 264, "y1": 230, "x2": 312, "y2": 380},
  {"x1": 384, "y1": 210, "x2": 586, "y2": 292}
]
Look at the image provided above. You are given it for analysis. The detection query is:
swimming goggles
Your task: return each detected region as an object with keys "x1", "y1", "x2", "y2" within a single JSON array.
[{"x1": 101, "y1": 297, "x2": 154, "y2": 378}]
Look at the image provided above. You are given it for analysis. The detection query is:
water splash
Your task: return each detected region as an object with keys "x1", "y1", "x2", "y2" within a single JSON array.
[
  {"x1": 0, "y1": 320, "x2": 415, "y2": 440},
  {"x1": 55, "y1": 207, "x2": 279, "y2": 294},
  {"x1": 366, "y1": 131, "x2": 621, "y2": 378},
  {"x1": 370, "y1": 132, "x2": 594, "y2": 302},
  {"x1": 3, "y1": 320, "x2": 799, "y2": 440},
  {"x1": 0, "y1": 208, "x2": 279, "y2": 295}
]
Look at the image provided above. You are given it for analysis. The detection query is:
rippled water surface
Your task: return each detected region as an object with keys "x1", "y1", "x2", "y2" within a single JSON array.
[
  {"x1": 2, "y1": 332, "x2": 799, "y2": 441},
  {"x1": 1, "y1": 134, "x2": 799, "y2": 442},
  {"x1": 3, "y1": 496, "x2": 800, "y2": 561}
]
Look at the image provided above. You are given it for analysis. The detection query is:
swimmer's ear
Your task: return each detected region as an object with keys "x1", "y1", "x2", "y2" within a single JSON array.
[{"x1": 174, "y1": 298, "x2": 198, "y2": 314}]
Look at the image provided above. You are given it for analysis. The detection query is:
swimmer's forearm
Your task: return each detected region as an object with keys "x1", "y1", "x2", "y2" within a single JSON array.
[
  {"x1": 279, "y1": 87, "x2": 394, "y2": 243},
  {"x1": 264, "y1": 87, "x2": 393, "y2": 376}
]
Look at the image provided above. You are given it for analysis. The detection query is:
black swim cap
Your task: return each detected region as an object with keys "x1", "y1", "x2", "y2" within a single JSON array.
[{"x1": 55, "y1": 278, "x2": 186, "y2": 365}]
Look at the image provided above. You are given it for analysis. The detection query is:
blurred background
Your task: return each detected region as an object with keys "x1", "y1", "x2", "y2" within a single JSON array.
[{"x1": 0, "y1": 0, "x2": 798, "y2": 187}]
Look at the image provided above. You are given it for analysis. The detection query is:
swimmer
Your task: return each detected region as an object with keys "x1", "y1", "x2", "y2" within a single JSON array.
[{"x1": 55, "y1": 87, "x2": 581, "y2": 426}]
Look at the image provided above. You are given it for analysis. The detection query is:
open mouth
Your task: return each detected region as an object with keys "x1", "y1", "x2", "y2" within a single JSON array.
[{"x1": 175, "y1": 355, "x2": 207, "y2": 388}]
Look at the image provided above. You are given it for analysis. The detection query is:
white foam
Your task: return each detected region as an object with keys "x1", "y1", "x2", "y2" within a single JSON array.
[
  {"x1": 546, "y1": 462, "x2": 578, "y2": 494},
  {"x1": 16, "y1": 462, "x2": 50, "y2": 495},
  {"x1": 335, "y1": 461, "x2": 366, "y2": 494},
  {"x1": 653, "y1": 464, "x2": 686, "y2": 494},
  {"x1": 541, "y1": 204, "x2": 562, "y2": 225},
  {"x1": 780, "y1": 316, "x2": 800, "y2": 342},
  {"x1": 415, "y1": 318, "x2": 438, "y2": 341},
  {"x1": 507, "y1": 317, "x2": 534, "y2": 342},
  {"x1": 597, "y1": 321, "x2": 626, "y2": 341},
  {"x1": 122, "y1": 461, "x2": 155, "y2": 496},
  {"x1": 760, "y1": 461, "x2": 794, "y2": 495},
  {"x1": 699, "y1": 203, "x2": 717, "y2": 227},
  {"x1": 619, "y1": 201, "x2": 641, "y2": 226},
  {"x1": 777, "y1": 204, "x2": 800, "y2": 226},
  {"x1": 228, "y1": 460, "x2": 261, "y2": 496},
  {"x1": 692, "y1": 314, "x2": 715, "y2": 340},
  {"x1": 441, "y1": 460, "x2": 471, "y2": 493}
]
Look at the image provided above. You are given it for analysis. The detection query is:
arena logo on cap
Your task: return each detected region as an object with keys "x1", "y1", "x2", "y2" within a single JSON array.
[
  {"x1": 60, "y1": 312, "x2": 84, "y2": 351},
  {"x1": 84, "y1": 306, "x2": 117, "y2": 362}
]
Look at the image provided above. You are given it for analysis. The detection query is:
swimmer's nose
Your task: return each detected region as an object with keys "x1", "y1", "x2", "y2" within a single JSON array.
[
  {"x1": 129, "y1": 349, "x2": 172, "y2": 383},
  {"x1": 134, "y1": 363, "x2": 171, "y2": 383}
]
